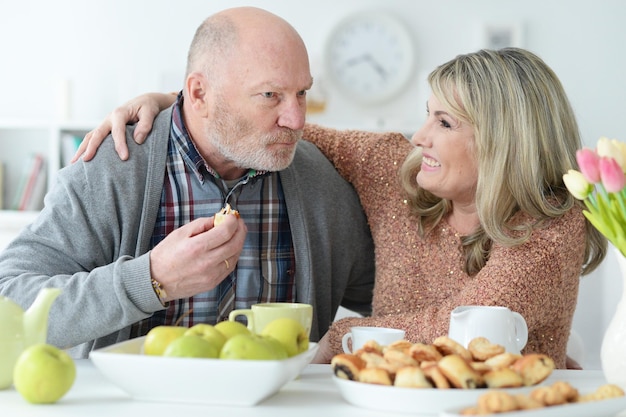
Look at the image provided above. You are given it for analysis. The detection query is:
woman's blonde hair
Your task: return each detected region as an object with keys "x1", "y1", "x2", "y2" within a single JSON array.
[{"x1": 400, "y1": 48, "x2": 606, "y2": 276}]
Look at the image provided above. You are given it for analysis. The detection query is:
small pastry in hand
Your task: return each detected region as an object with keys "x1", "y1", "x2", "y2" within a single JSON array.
[{"x1": 214, "y1": 203, "x2": 240, "y2": 226}]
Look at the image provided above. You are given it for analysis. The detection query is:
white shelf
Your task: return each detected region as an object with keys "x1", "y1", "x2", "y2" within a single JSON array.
[
  {"x1": 0, "y1": 121, "x2": 95, "y2": 246},
  {"x1": 0, "y1": 210, "x2": 39, "y2": 251}
]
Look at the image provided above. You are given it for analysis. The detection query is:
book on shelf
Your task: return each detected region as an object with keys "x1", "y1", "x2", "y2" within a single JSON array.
[
  {"x1": 61, "y1": 133, "x2": 83, "y2": 168},
  {"x1": 11, "y1": 153, "x2": 47, "y2": 211}
]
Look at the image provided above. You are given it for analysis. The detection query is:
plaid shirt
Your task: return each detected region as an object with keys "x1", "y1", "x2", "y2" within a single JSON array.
[{"x1": 131, "y1": 97, "x2": 295, "y2": 336}]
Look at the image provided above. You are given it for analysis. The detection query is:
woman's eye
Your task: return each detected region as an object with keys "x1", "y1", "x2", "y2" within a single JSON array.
[{"x1": 439, "y1": 119, "x2": 451, "y2": 129}]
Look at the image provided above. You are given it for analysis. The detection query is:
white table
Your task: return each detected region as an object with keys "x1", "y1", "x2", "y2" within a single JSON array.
[{"x1": 0, "y1": 361, "x2": 624, "y2": 416}]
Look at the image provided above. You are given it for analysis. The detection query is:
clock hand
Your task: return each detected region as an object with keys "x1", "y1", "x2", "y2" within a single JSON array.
[
  {"x1": 363, "y1": 55, "x2": 387, "y2": 79},
  {"x1": 344, "y1": 54, "x2": 369, "y2": 67},
  {"x1": 343, "y1": 54, "x2": 388, "y2": 80}
]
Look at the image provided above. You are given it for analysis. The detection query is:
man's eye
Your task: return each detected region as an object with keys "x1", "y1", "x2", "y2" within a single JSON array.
[
  {"x1": 262, "y1": 92, "x2": 276, "y2": 98},
  {"x1": 297, "y1": 90, "x2": 307, "y2": 97}
]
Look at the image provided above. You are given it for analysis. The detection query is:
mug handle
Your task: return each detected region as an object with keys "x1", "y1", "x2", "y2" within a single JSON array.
[
  {"x1": 513, "y1": 312, "x2": 529, "y2": 351},
  {"x1": 228, "y1": 309, "x2": 255, "y2": 332},
  {"x1": 341, "y1": 333, "x2": 353, "y2": 353}
]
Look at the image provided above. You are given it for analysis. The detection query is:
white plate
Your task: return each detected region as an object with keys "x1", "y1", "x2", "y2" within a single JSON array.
[
  {"x1": 440, "y1": 394, "x2": 626, "y2": 417},
  {"x1": 333, "y1": 375, "x2": 534, "y2": 415},
  {"x1": 90, "y1": 336, "x2": 318, "y2": 406}
]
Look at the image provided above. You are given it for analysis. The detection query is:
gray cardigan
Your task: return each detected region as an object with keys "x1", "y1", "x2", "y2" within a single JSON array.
[{"x1": 0, "y1": 108, "x2": 375, "y2": 358}]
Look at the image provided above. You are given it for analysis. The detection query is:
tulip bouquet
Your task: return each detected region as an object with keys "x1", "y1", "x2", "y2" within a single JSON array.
[{"x1": 563, "y1": 137, "x2": 626, "y2": 256}]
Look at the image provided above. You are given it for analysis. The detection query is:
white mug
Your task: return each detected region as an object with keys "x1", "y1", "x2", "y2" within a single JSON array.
[{"x1": 341, "y1": 326, "x2": 406, "y2": 354}]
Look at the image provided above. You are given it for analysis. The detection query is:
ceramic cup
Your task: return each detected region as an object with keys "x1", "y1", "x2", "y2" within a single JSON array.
[
  {"x1": 341, "y1": 326, "x2": 406, "y2": 354},
  {"x1": 228, "y1": 302, "x2": 313, "y2": 337}
]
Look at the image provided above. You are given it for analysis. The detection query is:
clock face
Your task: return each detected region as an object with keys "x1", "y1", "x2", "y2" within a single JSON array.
[{"x1": 324, "y1": 12, "x2": 416, "y2": 105}]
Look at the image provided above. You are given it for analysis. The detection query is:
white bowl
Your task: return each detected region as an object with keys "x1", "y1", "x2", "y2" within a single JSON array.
[
  {"x1": 89, "y1": 336, "x2": 318, "y2": 406},
  {"x1": 333, "y1": 375, "x2": 533, "y2": 415}
]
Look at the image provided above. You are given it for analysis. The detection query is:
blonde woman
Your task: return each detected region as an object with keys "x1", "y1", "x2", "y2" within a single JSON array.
[{"x1": 79, "y1": 48, "x2": 606, "y2": 368}]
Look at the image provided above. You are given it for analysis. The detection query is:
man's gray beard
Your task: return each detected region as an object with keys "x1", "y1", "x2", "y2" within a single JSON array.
[{"x1": 210, "y1": 126, "x2": 302, "y2": 172}]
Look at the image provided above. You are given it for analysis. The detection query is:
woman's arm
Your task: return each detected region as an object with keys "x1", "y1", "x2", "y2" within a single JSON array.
[{"x1": 72, "y1": 92, "x2": 177, "y2": 162}]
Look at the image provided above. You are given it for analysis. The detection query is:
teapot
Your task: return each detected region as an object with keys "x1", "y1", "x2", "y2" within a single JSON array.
[
  {"x1": 0, "y1": 287, "x2": 61, "y2": 389},
  {"x1": 448, "y1": 305, "x2": 528, "y2": 354}
]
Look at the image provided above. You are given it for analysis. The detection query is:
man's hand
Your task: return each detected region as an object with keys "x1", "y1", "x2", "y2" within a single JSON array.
[
  {"x1": 71, "y1": 92, "x2": 177, "y2": 163},
  {"x1": 149, "y1": 213, "x2": 247, "y2": 302}
]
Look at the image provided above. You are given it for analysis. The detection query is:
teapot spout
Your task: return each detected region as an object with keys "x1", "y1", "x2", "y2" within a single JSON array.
[{"x1": 23, "y1": 288, "x2": 61, "y2": 348}]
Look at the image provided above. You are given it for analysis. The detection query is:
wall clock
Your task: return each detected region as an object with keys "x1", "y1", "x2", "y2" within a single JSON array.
[{"x1": 324, "y1": 11, "x2": 416, "y2": 105}]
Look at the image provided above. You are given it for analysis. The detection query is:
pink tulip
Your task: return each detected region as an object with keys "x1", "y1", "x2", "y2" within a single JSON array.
[
  {"x1": 599, "y1": 157, "x2": 626, "y2": 193},
  {"x1": 576, "y1": 148, "x2": 601, "y2": 183}
]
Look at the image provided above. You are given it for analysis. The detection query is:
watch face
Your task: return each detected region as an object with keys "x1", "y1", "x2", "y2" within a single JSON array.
[{"x1": 325, "y1": 13, "x2": 415, "y2": 105}]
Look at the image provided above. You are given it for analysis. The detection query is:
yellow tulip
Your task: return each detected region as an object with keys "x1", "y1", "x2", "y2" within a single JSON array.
[{"x1": 563, "y1": 169, "x2": 592, "y2": 200}]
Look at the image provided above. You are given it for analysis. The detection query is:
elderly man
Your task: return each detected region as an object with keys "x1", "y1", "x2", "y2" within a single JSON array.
[{"x1": 0, "y1": 7, "x2": 374, "y2": 358}]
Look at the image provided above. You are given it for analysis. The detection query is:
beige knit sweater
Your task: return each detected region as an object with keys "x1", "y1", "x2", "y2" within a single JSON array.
[{"x1": 303, "y1": 124, "x2": 586, "y2": 369}]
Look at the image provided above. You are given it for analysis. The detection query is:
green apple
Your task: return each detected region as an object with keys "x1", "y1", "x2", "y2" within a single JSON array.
[
  {"x1": 163, "y1": 334, "x2": 220, "y2": 358},
  {"x1": 261, "y1": 317, "x2": 309, "y2": 357},
  {"x1": 219, "y1": 334, "x2": 282, "y2": 360},
  {"x1": 214, "y1": 320, "x2": 251, "y2": 340},
  {"x1": 143, "y1": 325, "x2": 188, "y2": 356},
  {"x1": 184, "y1": 323, "x2": 227, "y2": 352},
  {"x1": 260, "y1": 335, "x2": 288, "y2": 359},
  {"x1": 13, "y1": 343, "x2": 76, "y2": 404}
]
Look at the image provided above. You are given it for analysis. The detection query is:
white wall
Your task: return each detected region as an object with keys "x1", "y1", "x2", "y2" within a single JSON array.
[{"x1": 1, "y1": 0, "x2": 625, "y2": 368}]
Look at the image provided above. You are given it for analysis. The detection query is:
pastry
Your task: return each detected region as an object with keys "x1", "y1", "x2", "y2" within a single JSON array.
[
  {"x1": 476, "y1": 390, "x2": 518, "y2": 413},
  {"x1": 214, "y1": 203, "x2": 240, "y2": 226},
  {"x1": 408, "y1": 342, "x2": 443, "y2": 362},
  {"x1": 468, "y1": 336, "x2": 505, "y2": 361},
  {"x1": 484, "y1": 352, "x2": 523, "y2": 370},
  {"x1": 433, "y1": 336, "x2": 472, "y2": 362},
  {"x1": 358, "y1": 367, "x2": 392, "y2": 385},
  {"x1": 511, "y1": 353, "x2": 555, "y2": 386},
  {"x1": 385, "y1": 339, "x2": 413, "y2": 353},
  {"x1": 330, "y1": 354, "x2": 365, "y2": 381},
  {"x1": 483, "y1": 368, "x2": 524, "y2": 389},
  {"x1": 578, "y1": 383, "x2": 625, "y2": 402},
  {"x1": 421, "y1": 363, "x2": 451, "y2": 389},
  {"x1": 383, "y1": 348, "x2": 418, "y2": 368},
  {"x1": 393, "y1": 366, "x2": 433, "y2": 388},
  {"x1": 437, "y1": 354, "x2": 484, "y2": 389},
  {"x1": 513, "y1": 393, "x2": 544, "y2": 410},
  {"x1": 530, "y1": 385, "x2": 567, "y2": 406},
  {"x1": 358, "y1": 351, "x2": 386, "y2": 368},
  {"x1": 355, "y1": 340, "x2": 384, "y2": 355}
]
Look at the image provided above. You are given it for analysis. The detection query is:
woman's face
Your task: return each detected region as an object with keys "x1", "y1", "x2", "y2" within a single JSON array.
[{"x1": 410, "y1": 94, "x2": 478, "y2": 206}]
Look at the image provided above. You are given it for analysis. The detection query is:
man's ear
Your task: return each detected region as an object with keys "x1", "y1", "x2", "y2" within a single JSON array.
[{"x1": 185, "y1": 72, "x2": 211, "y2": 117}]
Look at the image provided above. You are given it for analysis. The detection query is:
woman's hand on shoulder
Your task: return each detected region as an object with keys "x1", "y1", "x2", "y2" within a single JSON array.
[{"x1": 71, "y1": 92, "x2": 177, "y2": 162}]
